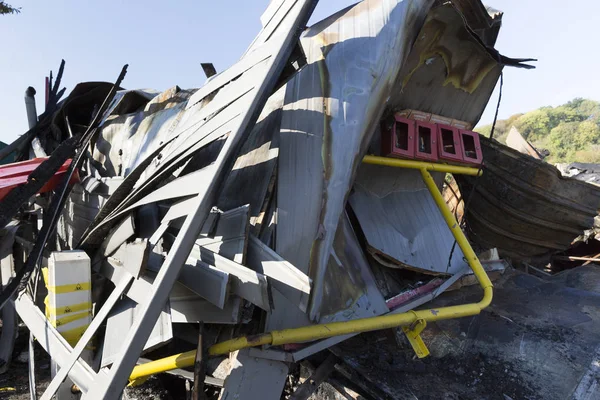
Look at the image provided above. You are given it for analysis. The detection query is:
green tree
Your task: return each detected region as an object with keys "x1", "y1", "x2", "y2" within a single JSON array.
[
  {"x1": 574, "y1": 120, "x2": 600, "y2": 148},
  {"x1": 547, "y1": 105, "x2": 582, "y2": 127},
  {"x1": 574, "y1": 99, "x2": 600, "y2": 120},
  {"x1": 548, "y1": 122, "x2": 578, "y2": 160},
  {"x1": 574, "y1": 145, "x2": 600, "y2": 163},
  {"x1": 0, "y1": 2, "x2": 20, "y2": 14},
  {"x1": 515, "y1": 109, "x2": 551, "y2": 141},
  {"x1": 476, "y1": 98, "x2": 600, "y2": 163}
]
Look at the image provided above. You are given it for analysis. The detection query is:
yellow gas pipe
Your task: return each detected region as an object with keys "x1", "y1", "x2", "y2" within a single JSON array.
[
  {"x1": 362, "y1": 154, "x2": 483, "y2": 176},
  {"x1": 129, "y1": 157, "x2": 492, "y2": 382}
]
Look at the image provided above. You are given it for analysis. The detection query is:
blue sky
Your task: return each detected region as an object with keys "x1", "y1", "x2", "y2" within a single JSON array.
[{"x1": 0, "y1": 0, "x2": 598, "y2": 143}]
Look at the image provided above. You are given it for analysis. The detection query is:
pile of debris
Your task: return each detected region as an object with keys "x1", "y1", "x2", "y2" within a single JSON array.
[{"x1": 0, "y1": 0, "x2": 599, "y2": 399}]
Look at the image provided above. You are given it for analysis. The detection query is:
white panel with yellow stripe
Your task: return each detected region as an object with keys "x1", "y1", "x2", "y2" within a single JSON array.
[
  {"x1": 44, "y1": 251, "x2": 93, "y2": 346},
  {"x1": 44, "y1": 250, "x2": 93, "y2": 400}
]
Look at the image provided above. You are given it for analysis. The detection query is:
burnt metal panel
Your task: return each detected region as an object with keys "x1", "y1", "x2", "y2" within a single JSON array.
[
  {"x1": 349, "y1": 164, "x2": 468, "y2": 275},
  {"x1": 217, "y1": 90, "x2": 283, "y2": 229},
  {"x1": 276, "y1": 0, "x2": 435, "y2": 322},
  {"x1": 388, "y1": 4, "x2": 502, "y2": 127},
  {"x1": 87, "y1": 0, "x2": 320, "y2": 394},
  {"x1": 456, "y1": 137, "x2": 600, "y2": 258},
  {"x1": 101, "y1": 297, "x2": 173, "y2": 368}
]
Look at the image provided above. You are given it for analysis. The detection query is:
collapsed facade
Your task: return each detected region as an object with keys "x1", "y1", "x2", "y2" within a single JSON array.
[{"x1": 0, "y1": 0, "x2": 599, "y2": 399}]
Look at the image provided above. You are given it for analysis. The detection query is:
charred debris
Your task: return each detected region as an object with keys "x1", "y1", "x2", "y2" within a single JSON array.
[{"x1": 0, "y1": 1, "x2": 599, "y2": 399}]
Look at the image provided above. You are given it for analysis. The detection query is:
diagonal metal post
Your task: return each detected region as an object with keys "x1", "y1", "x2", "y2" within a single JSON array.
[
  {"x1": 193, "y1": 322, "x2": 205, "y2": 400},
  {"x1": 84, "y1": 2, "x2": 318, "y2": 398},
  {"x1": 41, "y1": 276, "x2": 132, "y2": 400}
]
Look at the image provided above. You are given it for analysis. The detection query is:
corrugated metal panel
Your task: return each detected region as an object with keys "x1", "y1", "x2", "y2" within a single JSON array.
[
  {"x1": 276, "y1": 0, "x2": 435, "y2": 322},
  {"x1": 101, "y1": 297, "x2": 172, "y2": 368},
  {"x1": 456, "y1": 137, "x2": 600, "y2": 258},
  {"x1": 556, "y1": 163, "x2": 600, "y2": 187},
  {"x1": 349, "y1": 164, "x2": 468, "y2": 275},
  {"x1": 93, "y1": 100, "x2": 188, "y2": 177},
  {"x1": 57, "y1": 178, "x2": 124, "y2": 249}
]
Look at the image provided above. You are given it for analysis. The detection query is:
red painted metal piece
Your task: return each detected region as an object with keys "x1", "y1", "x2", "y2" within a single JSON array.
[
  {"x1": 459, "y1": 129, "x2": 483, "y2": 165},
  {"x1": 385, "y1": 279, "x2": 444, "y2": 311},
  {"x1": 381, "y1": 116, "x2": 415, "y2": 159},
  {"x1": 437, "y1": 124, "x2": 463, "y2": 162},
  {"x1": 414, "y1": 121, "x2": 438, "y2": 161},
  {"x1": 0, "y1": 158, "x2": 79, "y2": 201},
  {"x1": 380, "y1": 115, "x2": 482, "y2": 166}
]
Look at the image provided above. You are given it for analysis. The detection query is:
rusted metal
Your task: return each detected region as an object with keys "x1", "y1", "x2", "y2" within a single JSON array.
[
  {"x1": 456, "y1": 137, "x2": 600, "y2": 258},
  {"x1": 385, "y1": 279, "x2": 444, "y2": 310}
]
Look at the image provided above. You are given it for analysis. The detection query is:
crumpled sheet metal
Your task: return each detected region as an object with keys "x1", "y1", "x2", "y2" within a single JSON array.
[
  {"x1": 456, "y1": 137, "x2": 600, "y2": 259},
  {"x1": 79, "y1": 56, "x2": 271, "y2": 248},
  {"x1": 349, "y1": 164, "x2": 468, "y2": 275},
  {"x1": 92, "y1": 88, "x2": 192, "y2": 178},
  {"x1": 388, "y1": 3, "x2": 504, "y2": 127},
  {"x1": 318, "y1": 212, "x2": 388, "y2": 323},
  {"x1": 276, "y1": 0, "x2": 435, "y2": 322},
  {"x1": 556, "y1": 162, "x2": 600, "y2": 187},
  {"x1": 103, "y1": 89, "x2": 159, "y2": 118},
  {"x1": 505, "y1": 126, "x2": 542, "y2": 159},
  {"x1": 448, "y1": 0, "x2": 503, "y2": 46},
  {"x1": 75, "y1": 1, "x2": 320, "y2": 395}
]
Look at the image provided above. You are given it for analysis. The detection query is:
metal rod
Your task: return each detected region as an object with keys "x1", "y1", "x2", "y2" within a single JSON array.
[
  {"x1": 127, "y1": 166, "x2": 493, "y2": 381},
  {"x1": 582, "y1": 253, "x2": 600, "y2": 266},
  {"x1": 85, "y1": 3, "x2": 319, "y2": 396},
  {"x1": 192, "y1": 322, "x2": 205, "y2": 400},
  {"x1": 14, "y1": 295, "x2": 96, "y2": 392},
  {"x1": 362, "y1": 155, "x2": 482, "y2": 176},
  {"x1": 40, "y1": 276, "x2": 132, "y2": 400},
  {"x1": 24, "y1": 87, "x2": 38, "y2": 130},
  {"x1": 553, "y1": 255, "x2": 600, "y2": 263},
  {"x1": 419, "y1": 168, "x2": 493, "y2": 290},
  {"x1": 27, "y1": 251, "x2": 43, "y2": 400}
]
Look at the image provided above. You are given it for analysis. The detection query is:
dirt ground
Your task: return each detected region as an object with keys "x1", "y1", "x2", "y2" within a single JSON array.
[
  {"x1": 0, "y1": 329, "x2": 51, "y2": 400},
  {"x1": 3, "y1": 266, "x2": 599, "y2": 399}
]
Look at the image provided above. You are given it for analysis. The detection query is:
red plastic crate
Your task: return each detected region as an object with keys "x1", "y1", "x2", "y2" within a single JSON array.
[
  {"x1": 381, "y1": 116, "x2": 415, "y2": 159},
  {"x1": 437, "y1": 124, "x2": 463, "y2": 162},
  {"x1": 414, "y1": 121, "x2": 438, "y2": 161},
  {"x1": 459, "y1": 129, "x2": 483, "y2": 165},
  {"x1": 0, "y1": 158, "x2": 79, "y2": 201}
]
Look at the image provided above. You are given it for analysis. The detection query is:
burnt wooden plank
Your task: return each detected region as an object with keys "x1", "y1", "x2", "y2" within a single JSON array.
[{"x1": 290, "y1": 354, "x2": 338, "y2": 400}]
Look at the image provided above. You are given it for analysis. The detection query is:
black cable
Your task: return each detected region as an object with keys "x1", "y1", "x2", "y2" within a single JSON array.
[
  {"x1": 0, "y1": 65, "x2": 128, "y2": 311},
  {"x1": 444, "y1": 72, "x2": 503, "y2": 273}
]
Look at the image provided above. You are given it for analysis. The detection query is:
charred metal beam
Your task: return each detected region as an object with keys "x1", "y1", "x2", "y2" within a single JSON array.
[
  {"x1": 201, "y1": 63, "x2": 217, "y2": 79},
  {"x1": 0, "y1": 65, "x2": 128, "y2": 311}
]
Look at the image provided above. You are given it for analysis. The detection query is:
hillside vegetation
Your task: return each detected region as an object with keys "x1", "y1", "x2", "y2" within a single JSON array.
[{"x1": 477, "y1": 98, "x2": 600, "y2": 163}]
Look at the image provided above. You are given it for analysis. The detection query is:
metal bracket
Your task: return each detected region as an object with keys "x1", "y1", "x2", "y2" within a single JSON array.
[{"x1": 402, "y1": 317, "x2": 429, "y2": 358}]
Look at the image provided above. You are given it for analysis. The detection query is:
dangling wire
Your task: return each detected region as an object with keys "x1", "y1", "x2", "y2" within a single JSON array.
[{"x1": 443, "y1": 72, "x2": 504, "y2": 275}]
